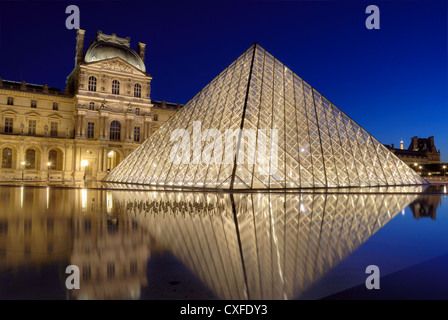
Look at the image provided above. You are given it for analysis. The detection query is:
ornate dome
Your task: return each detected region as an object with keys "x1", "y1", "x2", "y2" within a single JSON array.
[{"x1": 84, "y1": 41, "x2": 146, "y2": 72}]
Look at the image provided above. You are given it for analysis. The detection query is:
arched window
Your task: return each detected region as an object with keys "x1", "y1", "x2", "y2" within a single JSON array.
[
  {"x1": 110, "y1": 121, "x2": 121, "y2": 141},
  {"x1": 1, "y1": 148, "x2": 12, "y2": 169},
  {"x1": 25, "y1": 149, "x2": 36, "y2": 169},
  {"x1": 134, "y1": 83, "x2": 141, "y2": 98},
  {"x1": 48, "y1": 149, "x2": 63, "y2": 171},
  {"x1": 112, "y1": 80, "x2": 120, "y2": 95},
  {"x1": 88, "y1": 76, "x2": 97, "y2": 92},
  {"x1": 89, "y1": 102, "x2": 95, "y2": 110},
  {"x1": 48, "y1": 150, "x2": 57, "y2": 170}
]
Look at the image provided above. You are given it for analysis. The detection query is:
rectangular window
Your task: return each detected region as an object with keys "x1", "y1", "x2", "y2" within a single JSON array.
[
  {"x1": 135, "y1": 108, "x2": 140, "y2": 115},
  {"x1": 53, "y1": 102, "x2": 58, "y2": 110},
  {"x1": 7, "y1": 97, "x2": 13, "y2": 105},
  {"x1": 4, "y1": 118, "x2": 13, "y2": 134},
  {"x1": 50, "y1": 122, "x2": 58, "y2": 137},
  {"x1": 28, "y1": 120, "x2": 37, "y2": 135},
  {"x1": 31, "y1": 100, "x2": 37, "y2": 108},
  {"x1": 87, "y1": 122, "x2": 95, "y2": 139},
  {"x1": 134, "y1": 127, "x2": 140, "y2": 142},
  {"x1": 153, "y1": 114, "x2": 158, "y2": 121}
]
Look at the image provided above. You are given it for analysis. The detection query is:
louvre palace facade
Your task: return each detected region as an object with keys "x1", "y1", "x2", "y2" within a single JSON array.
[{"x1": 0, "y1": 29, "x2": 182, "y2": 182}]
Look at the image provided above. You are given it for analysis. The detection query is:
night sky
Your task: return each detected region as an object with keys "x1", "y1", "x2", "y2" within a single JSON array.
[{"x1": 0, "y1": 0, "x2": 446, "y2": 161}]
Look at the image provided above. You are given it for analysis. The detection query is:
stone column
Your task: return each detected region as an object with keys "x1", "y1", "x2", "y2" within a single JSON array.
[
  {"x1": 81, "y1": 115, "x2": 87, "y2": 138},
  {"x1": 75, "y1": 115, "x2": 81, "y2": 137},
  {"x1": 99, "y1": 112, "x2": 109, "y2": 140},
  {"x1": 125, "y1": 116, "x2": 135, "y2": 142},
  {"x1": 103, "y1": 148, "x2": 108, "y2": 172},
  {"x1": 144, "y1": 116, "x2": 152, "y2": 140}
]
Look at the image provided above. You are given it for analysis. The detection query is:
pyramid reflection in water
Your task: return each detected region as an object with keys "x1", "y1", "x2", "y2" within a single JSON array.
[
  {"x1": 110, "y1": 187, "x2": 421, "y2": 299},
  {"x1": 105, "y1": 44, "x2": 427, "y2": 189}
]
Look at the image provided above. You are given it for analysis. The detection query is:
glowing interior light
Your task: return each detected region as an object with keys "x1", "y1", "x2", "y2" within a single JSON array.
[{"x1": 81, "y1": 188, "x2": 87, "y2": 210}]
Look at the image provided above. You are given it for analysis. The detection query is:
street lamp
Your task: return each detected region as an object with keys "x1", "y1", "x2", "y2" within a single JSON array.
[
  {"x1": 81, "y1": 160, "x2": 88, "y2": 181},
  {"x1": 419, "y1": 166, "x2": 423, "y2": 175},
  {"x1": 443, "y1": 165, "x2": 446, "y2": 178},
  {"x1": 21, "y1": 161, "x2": 25, "y2": 181},
  {"x1": 47, "y1": 162, "x2": 51, "y2": 181}
]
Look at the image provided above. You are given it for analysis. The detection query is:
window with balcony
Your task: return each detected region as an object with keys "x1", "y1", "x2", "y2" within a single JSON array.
[
  {"x1": 4, "y1": 118, "x2": 13, "y2": 134},
  {"x1": 112, "y1": 80, "x2": 120, "y2": 95},
  {"x1": 50, "y1": 122, "x2": 58, "y2": 137},
  {"x1": 134, "y1": 127, "x2": 140, "y2": 142},
  {"x1": 87, "y1": 122, "x2": 95, "y2": 139},
  {"x1": 109, "y1": 121, "x2": 121, "y2": 141},
  {"x1": 28, "y1": 120, "x2": 36, "y2": 135},
  {"x1": 88, "y1": 76, "x2": 97, "y2": 92},
  {"x1": 134, "y1": 83, "x2": 141, "y2": 98}
]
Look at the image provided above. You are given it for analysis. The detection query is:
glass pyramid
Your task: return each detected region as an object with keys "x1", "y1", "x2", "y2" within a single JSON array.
[{"x1": 104, "y1": 44, "x2": 428, "y2": 189}]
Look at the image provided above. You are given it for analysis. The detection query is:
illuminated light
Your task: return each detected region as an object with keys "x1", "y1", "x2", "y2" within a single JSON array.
[
  {"x1": 107, "y1": 191, "x2": 113, "y2": 214},
  {"x1": 81, "y1": 188, "x2": 87, "y2": 211},
  {"x1": 21, "y1": 161, "x2": 25, "y2": 165},
  {"x1": 46, "y1": 187, "x2": 49, "y2": 209},
  {"x1": 20, "y1": 186, "x2": 24, "y2": 208},
  {"x1": 108, "y1": 151, "x2": 115, "y2": 156},
  {"x1": 444, "y1": 185, "x2": 446, "y2": 193},
  {"x1": 47, "y1": 162, "x2": 51, "y2": 167},
  {"x1": 401, "y1": 209, "x2": 405, "y2": 216},
  {"x1": 81, "y1": 160, "x2": 88, "y2": 167}
]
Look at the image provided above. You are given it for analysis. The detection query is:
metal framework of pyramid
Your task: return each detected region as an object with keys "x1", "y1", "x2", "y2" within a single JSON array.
[{"x1": 105, "y1": 44, "x2": 427, "y2": 189}]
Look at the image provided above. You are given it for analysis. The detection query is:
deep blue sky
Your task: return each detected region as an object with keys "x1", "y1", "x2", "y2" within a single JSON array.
[{"x1": 0, "y1": 0, "x2": 446, "y2": 161}]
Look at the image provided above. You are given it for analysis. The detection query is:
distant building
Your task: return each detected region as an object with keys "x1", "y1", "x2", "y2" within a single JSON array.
[
  {"x1": 384, "y1": 136, "x2": 440, "y2": 165},
  {"x1": 0, "y1": 29, "x2": 182, "y2": 182}
]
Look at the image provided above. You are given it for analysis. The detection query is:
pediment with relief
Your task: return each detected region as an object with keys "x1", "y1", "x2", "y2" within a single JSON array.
[{"x1": 87, "y1": 58, "x2": 146, "y2": 75}]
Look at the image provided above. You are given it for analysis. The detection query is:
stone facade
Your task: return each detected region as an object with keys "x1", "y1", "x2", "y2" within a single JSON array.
[{"x1": 0, "y1": 29, "x2": 182, "y2": 182}]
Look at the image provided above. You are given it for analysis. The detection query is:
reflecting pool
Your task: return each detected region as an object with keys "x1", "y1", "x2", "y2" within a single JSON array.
[{"x1": 0, "y1": 184, "x2": 447, "y2": 299}]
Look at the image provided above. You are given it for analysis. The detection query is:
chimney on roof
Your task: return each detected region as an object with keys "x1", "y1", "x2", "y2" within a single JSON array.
[
  {"x1": 137, "y1": 42, "x2": 146, "y2": 63},
  {"x1": 412, "y1": 136, "x2": 419, "y2": 151},
  {"x1": 43, "y1": 84, "x2": 49, "y2": 93},
  {"x1": 20, "y1": 81, "x2": 26, "y2": 91},
  {"x1": 75, "y1": 29, "x2": 86, "y2": 66},
  {"x1": 391, "y1": 143, "x2": 394, "y2": 149}
]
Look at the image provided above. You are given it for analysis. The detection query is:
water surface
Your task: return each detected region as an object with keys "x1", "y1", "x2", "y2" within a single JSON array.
[{"x1": 0, "y1": 184, "x2": 446, "y2": 299}]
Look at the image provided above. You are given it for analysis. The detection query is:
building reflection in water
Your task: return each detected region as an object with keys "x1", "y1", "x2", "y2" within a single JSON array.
[
  {"x1": 0, "y1": 185, "x2": 435, "y2": 300},
  {"x1": 408, "y1": 195, "x2": 442, "y2": 220}
]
